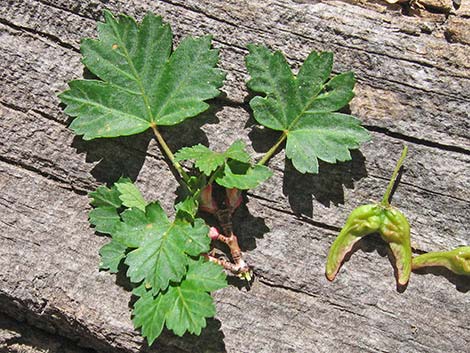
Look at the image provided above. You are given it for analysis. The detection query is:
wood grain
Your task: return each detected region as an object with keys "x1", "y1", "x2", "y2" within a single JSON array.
[{"x1": 0, "y1": 0, "x2": 469, "y2": 352}]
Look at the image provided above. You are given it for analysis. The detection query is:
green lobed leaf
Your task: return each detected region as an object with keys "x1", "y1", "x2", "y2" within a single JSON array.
[
  {"x1": 246, "y1": 44, "x2": 370, "y2": 174},
  {"x1": 113, "y1": 206, "x2": 169, "y2": 248},
  {"x1": 89, "y1": 184, "x2": 122, "y2": 208},
  {"x1": 132, "y1": 258, "x2": 227, "y2": 345},
  {"x1": 285, "y1": 113, "x2": 370, "y2": 173},
  {"x1": 115, "y1": 178, "x2": 147, "y2": 211},
  {"x1": 175, "y1": 144, "x2": 226, "y2": 175},
  {"x1": 224, "y1": 140, "x2": 252, "y2": 163},
  {"x1": 59, "y1": 10, "x2": 225, "y2": 140},
  {"x1": 175, "y1": 195, "x2": 199, "y2": 222},
  {"x1": 215, "y1": 160, "x2": 272, "y2": 190},
  {"x1": 175, "y1": 140, "x2": 270, "y2": 189},
  {"x1": 123, "y1": 202, "x2": 211, "y2": 291},
  {"x1": 99, "y1": 239, "x2": 127, "y2": 273},
  {"x1": 89, "y1": 206, "x2": 121, "y2": 234},
  {"x1": 175, "y1": 140, "x2": 250, "y2": 176}
]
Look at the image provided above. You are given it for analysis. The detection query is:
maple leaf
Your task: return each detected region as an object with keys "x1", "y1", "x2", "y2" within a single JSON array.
[
  {"x1": 59, "y1": 10, "x2": 225, "y2": 140},
  {"x1": 89, "y1": 183, "x2": 122, "y2": 208},
  {"x1": 132, "y1": 258, "x2": 227, "y2": 345},
  {"x1": 88, "y1": 178, "x2": 147, "y2": 234},
  {"x1": 115, "y1": 177, "x2": 147, "y2": 211},
  {"x1": 175, "y1": 140, "x2": 250, "y2": 175},
  {"x1": 98, "y1": 239, "x2": 127, "y2": 273},
  {"x1": 246, "y1": 45, "x2": 370, "y2": 173},
  {"x1": 89, "y1": 181, "x2": 209, "y2": 287},
  {"x1": 175, "y1": 140, "x2": 272, "y2": 190},
  {"x1": 89, "y1": 206, "x2": 121, "y2": 235},
  {"x1": 121, "y1": 202, "x2": 211, "y2": 291}
]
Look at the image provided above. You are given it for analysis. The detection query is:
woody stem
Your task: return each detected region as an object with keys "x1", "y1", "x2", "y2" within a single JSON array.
[
  {"x1": 203, "y1": 254, "x2": 243, "y2": 274},
  {"x1": 217, "y1": 233, "x2": 248, "y2": 271},
  {"x1": 215, "y1": 209, "x2": 249, "y2": 273}
]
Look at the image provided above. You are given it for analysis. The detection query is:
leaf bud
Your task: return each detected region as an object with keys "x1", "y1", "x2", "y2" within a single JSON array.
[
  {"x1": 208, "y1": 227, "x2": 220, "y2": 241},
  {"x1": 199, "y1": 184, "x2": 218, "y2": 214},
  {"x1": 225, "y1": 188, "x2": 242, "y2": 212}
]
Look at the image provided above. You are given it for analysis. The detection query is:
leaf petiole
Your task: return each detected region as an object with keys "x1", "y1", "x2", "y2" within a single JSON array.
[
  {"x1": 150, "y1": 124, "x2": 191, "y2": 184},
  {"x1": 381, "y1": 145, "x2": 408, "y2": 207},
  {"x1": 257, "y1": 131, "x2": 288, "y2": 166},
  {"x1": 207, "y1": 164, "x2": 224, "y2": 186}
]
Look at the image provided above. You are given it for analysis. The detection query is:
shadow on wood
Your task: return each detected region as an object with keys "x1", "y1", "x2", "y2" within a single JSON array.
[
  {"x1": 139, "y1": 318, "x2": 226, "y2": 353},
  {"x1": 412, "y1": 267, "x2": 470, "y2": 293},
  {"x1": 72, "y1": 132, "x2": 152, "y2": 185},
  {"x1": 282, "y1": 150, "x2": 368, "y2": 215},
  {"x1": 159, "y1": 100, "x2": 222, "y2": 153},
  {"x1": 336, "y1": 233, "x2": 409, "y2": 292}
]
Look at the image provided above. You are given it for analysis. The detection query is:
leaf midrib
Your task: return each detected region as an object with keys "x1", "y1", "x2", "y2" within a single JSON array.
[
  {"x1": 285, "y1": 81, "x2": 326, "y2": 133},
  {"x1": 176, "y1": 286, "x2": 198, "y2": 330},
  {"x1": 66, "y1": 94, "x2": 149, "y2": 125},
  {"x1": 108, "y1": 17, "x2": 154, "y2": 123},
  {"x1": 152, "y1": 44, "x2": 208, "y2": 122},
  {"x1": 152, "y1": 222, "x2": 178, "y2": 286}
]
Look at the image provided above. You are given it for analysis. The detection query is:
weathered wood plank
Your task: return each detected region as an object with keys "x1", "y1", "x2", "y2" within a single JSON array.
[
  {"x1": 1, "y1": 100, "x2": 468, "y2": 254},
  {"x1": 1, "y1": 160, "x2": 469, "y2": 353},
  {"x1": 1, "y1": 95, "x2": 469, "y2": 352},
  {"x1": 0, "y1": 313, "x2": 94, "y2": 353},
  {"x1": 1, "y1": 0, "x2": 469, "y2": 148},
  {"x1": 0, "y1": 0, "x2": 469, "y2": 352},
  {"x1": 1, "y1": 92, "x2": 469, "y2": 253}
]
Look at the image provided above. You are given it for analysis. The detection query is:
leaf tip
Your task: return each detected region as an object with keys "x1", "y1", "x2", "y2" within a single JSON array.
[
  {"x1": 57, "y1": 90, "x2": 67, "y2": 101},
  {"x1": 325, "y1": 270, "x2": 336, "y2": 282},
  {"x1": 102, "y1": 8, "x2": 116, "y2": 22},
  {"x1": 246, "y1": 43, "x2": 256, "y2": 52}
]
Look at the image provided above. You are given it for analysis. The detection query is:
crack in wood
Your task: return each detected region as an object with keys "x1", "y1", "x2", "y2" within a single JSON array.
[
  {"x1": 10, "y1": 0, "x2": 470, "y2": 102},
  {"x1": 1, "y1": 1, "x2": 469, "y2": 352},
  {"x1": 0, "y1": 17, "x2": 79, "y2": 53}
]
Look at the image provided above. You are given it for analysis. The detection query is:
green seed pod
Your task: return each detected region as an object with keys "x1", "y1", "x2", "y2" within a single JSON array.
[
  {"x1": 326, "y1": 145, "x2": 412, "y2": 286},
  {"x1": 412, "y1": 246, "x2": 470, "y2": 276},
  {"x1": 379, "y1": 208, "x2": 411, "y2": 286},
  {"x1": 326, "y1": 204, "x2": 382, "y2": 281},
  {"x1": 326, "y1": 204, "x2": 412, "y2": 286}
]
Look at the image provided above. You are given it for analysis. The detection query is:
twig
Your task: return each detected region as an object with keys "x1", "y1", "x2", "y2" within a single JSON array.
[{"x1": 215, "y1": 209, "x2": 249, "y2": 273}]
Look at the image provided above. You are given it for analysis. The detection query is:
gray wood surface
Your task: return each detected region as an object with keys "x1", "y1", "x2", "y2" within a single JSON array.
[
  {"x1": 0, "y1": 313, "x2": 93, "y2": 353},
  {"x1": 0, "y1": 0, "x2": 469, "y2": 352}
]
